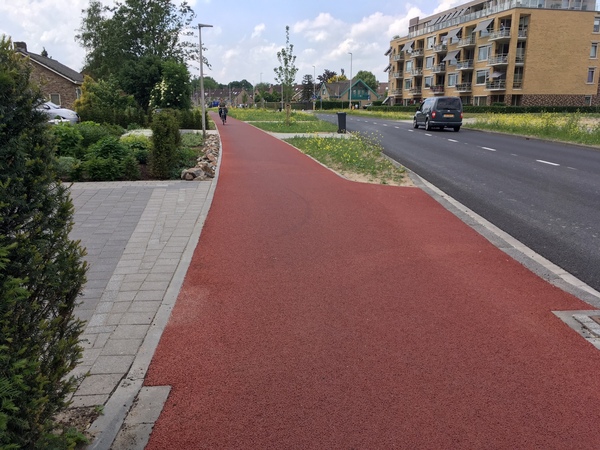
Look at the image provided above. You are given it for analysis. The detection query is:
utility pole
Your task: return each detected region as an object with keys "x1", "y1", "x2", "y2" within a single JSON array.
[{"x1": 198, "y1": 23, "x2": 213, "y2": 138}]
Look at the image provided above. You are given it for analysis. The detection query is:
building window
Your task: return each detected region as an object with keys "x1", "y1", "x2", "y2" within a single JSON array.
[
  {"x1": 425, "y1": 56, "x2": 434, "y2": 69},
  {"x1": 404, "y1": 79, "x2": 412, "y2": 90},
  {"x1": 476, "y1": 70, "x2": 488, "y2": 85},
  {"x1": 477, "y1": 45, "x2": 490, "y2": 62},
  {"x1": 588, "y1": 67, "x2": 596, "y2": 83},
  {"x1": 76, "y1": 87, "x2": 82, "y2": 99},
  {"x1": 424, "y1": 76, "x2": 433, "y2": 88},
  {"x1": 427, "y1": 36, "x2": 435, "y2": 49},
  {"x1": 50, "y1": 93, "x2": 61, "y2": 105},
  {"x1": 585, "y1": 95, "x2": 593, "y2": 105},
  {"x1": 448, "y1": 73, "x2": 458, "y2": 87},
  {"x1": 592, "y1": 43, "x2": 598, "y2": 59},
  {"x1": 594, "y1": 18, "x2": 600, "y2": 32},
  {"x1": 406, "y1": 60, "x2": 413, "y2": 72},
  {"x1": 474, "y1": 96, "x2": 487, "y2": 106}
]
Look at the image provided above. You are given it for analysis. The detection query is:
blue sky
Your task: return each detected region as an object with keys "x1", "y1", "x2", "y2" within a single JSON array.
[{"x1": 0, "y1": 0, "x2": 463, "y2": 86}]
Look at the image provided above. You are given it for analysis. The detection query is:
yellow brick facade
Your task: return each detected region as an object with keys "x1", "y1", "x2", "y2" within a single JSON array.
[{"x1": 387, "y1": 0, "x2": 600, "y2": 106}]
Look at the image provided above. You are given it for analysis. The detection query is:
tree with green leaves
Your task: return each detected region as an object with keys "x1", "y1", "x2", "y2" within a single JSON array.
[
  {"x1": 355, "y1": 70, "x2": 379, "y2": 93},
  {"x1": 76, "y1": 0, "x2": 197, "y2": 78},
  {"x1": 149, "y1": 60, "x2": 192, "y2": 110},
  {"x1": 274, "y1": 26, "x2": 298, "y2": 124},
  {"x1": 0, "y1": 36, "x2": 88, "y2": 449}
]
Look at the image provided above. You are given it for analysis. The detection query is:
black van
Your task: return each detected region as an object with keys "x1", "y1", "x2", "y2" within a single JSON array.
[{"x1": 413, "y1": 96, "x2": 463, "y2": 132}]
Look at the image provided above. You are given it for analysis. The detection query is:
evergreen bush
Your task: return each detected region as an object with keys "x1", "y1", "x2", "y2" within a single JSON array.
[
  {"x1": 0, "y1": 36, "x2": 87, "y2": 449},
  {"x1": 150, "y1": 110, "x2": 180, "y2": 179}
]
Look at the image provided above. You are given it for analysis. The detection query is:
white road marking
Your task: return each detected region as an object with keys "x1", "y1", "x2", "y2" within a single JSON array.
[
  {"x1": 425, "y1": 133, "x2": 433, "y2": 136},
  {"x1": 394, "y1": 126, "x2": 400, "y2": 129},
  {"x1": 482, "y1": 147, "x2": 496, "y2": 152},
  {"x1": 537, "y1": 159, "x2": 560, "y2": 166},
  {"x1": 448, "y1": 139, "x2": 458, "y2": 143}
]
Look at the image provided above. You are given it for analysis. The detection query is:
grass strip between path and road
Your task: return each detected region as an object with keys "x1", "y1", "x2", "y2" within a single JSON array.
[{"x1": 228, "y1": 108, "x2": 408, "y2": 185}]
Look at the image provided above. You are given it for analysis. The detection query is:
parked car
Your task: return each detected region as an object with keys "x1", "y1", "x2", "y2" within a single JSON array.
[
  {"x1": 413, "y1": 96, "x2": 462, "y2": 132},
  {"x1": 37, "y1": 101, "x2": 80, "y2": 124}
]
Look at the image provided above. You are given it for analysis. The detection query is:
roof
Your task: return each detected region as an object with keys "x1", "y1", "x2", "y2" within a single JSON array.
[{"x1": 16, "y1": 46, "x2": 83, "y2": 85}]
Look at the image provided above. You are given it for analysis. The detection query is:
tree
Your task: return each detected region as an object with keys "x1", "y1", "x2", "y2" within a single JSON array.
[
  {"x1": 76, "y1": 0, "x2": 196, "y2": 79},
  {"x1": 0, "y1": 36, "x2": 87, "y2": 448},
  {"x1": 329, "y1": 74, "x2": 348, "y2": 83},
  {"x1": 118, "y1": 55, "x2": 163, "y2": 110},
  {"x1": 149, "y1": 60, "x2": 192, "y2": 110},
  {"x1": 274, "y1": 26, "x2": 298, "y2": 123},
  {"x1": 356, "y1": 70, "x2": 379, "y2": 93},
  {"x1": 317, "y1": 69, "x2": 337, "y2": 84},
  {"x1": 301, "y1": 74, "x2": 315, "y2": 102}
]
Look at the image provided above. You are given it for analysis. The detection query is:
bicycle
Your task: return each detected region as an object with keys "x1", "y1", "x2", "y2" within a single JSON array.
[{"x1": 219, "y1": 107, "x2": 228, "y2": 125}]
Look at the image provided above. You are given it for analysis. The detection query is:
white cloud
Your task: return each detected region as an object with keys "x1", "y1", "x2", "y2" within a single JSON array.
[{"x1": 251, "y1": 23, "x2": 266, "y2": 39}]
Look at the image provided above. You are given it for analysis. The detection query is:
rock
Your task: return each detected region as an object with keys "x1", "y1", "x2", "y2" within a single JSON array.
[{"x1": 183, "y1": 134, "x2": 220, "y2": 181}]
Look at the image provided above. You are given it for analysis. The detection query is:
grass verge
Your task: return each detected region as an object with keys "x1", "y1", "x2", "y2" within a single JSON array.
[
  {"x1": 285, "y1": 133, "x2": 408, "y2": 186},
  {"x1": 465, "y1": 112, "x2": 600, "y2": 146}
]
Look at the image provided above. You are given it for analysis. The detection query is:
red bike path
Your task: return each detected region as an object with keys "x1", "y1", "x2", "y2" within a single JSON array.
[{"x1": 144, "y1": 116, "x2": 600, "y2": 449}]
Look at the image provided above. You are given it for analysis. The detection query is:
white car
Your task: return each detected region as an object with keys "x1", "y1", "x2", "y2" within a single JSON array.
[{"x1": 37, "y1": 101, "x2": 80, "y2": 124}]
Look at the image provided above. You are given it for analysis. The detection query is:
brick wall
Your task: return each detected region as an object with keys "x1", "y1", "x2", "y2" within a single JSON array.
[
  {"x1": 521, "y1": 94, "x2": 598, "y2": 106},
  {"x1": 28, "y1": 63, "x2": 80, "y2": 109}
]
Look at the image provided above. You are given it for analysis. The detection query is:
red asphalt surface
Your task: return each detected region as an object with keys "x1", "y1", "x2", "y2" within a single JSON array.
[{"x1": 145, "y1": 115, "x2": 600, "y2": 449}]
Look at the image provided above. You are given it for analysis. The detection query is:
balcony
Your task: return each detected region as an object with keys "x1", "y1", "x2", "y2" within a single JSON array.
[
  {"x1": 432, "y1": 63, "x2": 446, "y2": 73},
  {"x1": 391, "y1": 88, "x2": 403, "y2": 95},
  {"x1": 488, "y1": 54, "x2": 509, "y2": 66},
  {"x1": 513, "y1": 80, "x2": 523, "y2": 89},
  {"x1": 392, "y1": 53, "x2": 404, "y2": 61},
  {"x1": 489, "y1": 28, "x2": 511, "y2": 41},
  {"x1": 518, "y1": 28, "x2": 528, "y2": 39},
  {"x1": 515, "y1": 54, "x2": 525, "y2": 65},
  {"x1": 411, "y1": 48, "x2": 425, "y2": 58},
  {"x1": 433, "y1": 43, "x2": 447, "y2": 53},
  {"x1": 430, "y1": 85, "x2": 445, "y2": 94},
  {"x1": 486, "y1": 80, "x2": 506, "y2": 90},
  {"x1": 409, "y1": 87, "x2": 422, "y2": 95},
  {"x1": 456, "y1": 82, "x2": 472, "y2": 92},
  {"x1": 391, "y1": 71, "x2": 403, "y2": 78},
  {"x1": 456, "y1": 59, "x2": 474, "y2": 70},
  {"x1": 410, "y1": 68, "x2": 423, "y2": 77},
  {"x1": 458, "y1": 37, "x2": 476, "y2": 48}
]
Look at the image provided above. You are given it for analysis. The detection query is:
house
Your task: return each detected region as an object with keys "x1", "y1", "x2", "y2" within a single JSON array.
[
  {"x1": 386, "y1": 0, "x2": 600, "y2": 106},
  {"x1": 318, "y1": 79, "x2": 381, "y2": 107},
  {"x1": 14, "y1": 42, "x2": 83, "y2": 109},
  {"x1": 197, "y1": 87, "x2": 252, "y2": 107}
]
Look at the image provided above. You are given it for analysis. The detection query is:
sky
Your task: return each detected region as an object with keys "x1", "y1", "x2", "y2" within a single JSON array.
[{"x1": 0, "y1": 0, "x2": 465, "y2": 86}]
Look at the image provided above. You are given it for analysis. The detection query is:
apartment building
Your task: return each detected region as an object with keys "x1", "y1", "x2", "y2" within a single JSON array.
[{"x1": 386, "y1": 0, "x2": 600, "y2": 106}]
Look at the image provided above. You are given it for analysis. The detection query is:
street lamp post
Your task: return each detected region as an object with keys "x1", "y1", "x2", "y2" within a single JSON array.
[
  {"x1": 198, "y1": 23, "x2": 213, "y2": 138},
  {"x1": 348, "y1": 52, "x2": 353, "y2": 110},
  {"x1": 312, "y1": 65, "x2": 316, "y2": 111}
]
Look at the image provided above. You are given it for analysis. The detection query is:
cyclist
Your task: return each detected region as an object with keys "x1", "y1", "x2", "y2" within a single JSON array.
[{"x1": 218, "y1": 103, "x2": 228, "y2": 124}]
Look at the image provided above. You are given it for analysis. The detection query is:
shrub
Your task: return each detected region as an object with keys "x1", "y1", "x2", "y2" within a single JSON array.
[
  {"x1": 55, "y1": 156, "x2": 81, "y2": 181},
  {"x1": 0, "y1": 36, "x2": 87, "y2": 448},
  {"x1": 77, "y1": 121, "x2": 113, "y2": 148},
  {"x1": 121, "y1": 155, "x2": 141, "y2": 180},
  {"x1": 87, "y1": 136, "x2": 128, "y2": 161},
  {"x1": 172, "y1": 146, "x2": 198, "y2": 178},
  {"x1": 83, "y1": 156, "x2": 122, "y2": 181},
  {"x1": 150, "y1": 110, "x2": 180, "y2": 179},
  {"x1": 121, "y1": 134, "x2": 152, "y2": 164},
  {"x1": 49, "y1": 123, "x2": 84, "y2": 159}
]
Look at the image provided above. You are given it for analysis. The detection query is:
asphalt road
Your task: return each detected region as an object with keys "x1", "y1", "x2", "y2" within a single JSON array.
[{"x1": 318, "y1": 113, "x2": 600, "y2": 293}]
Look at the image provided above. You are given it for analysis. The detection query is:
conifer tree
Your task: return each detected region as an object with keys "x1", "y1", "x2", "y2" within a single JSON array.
[{"x1": 0, "y1": 36, "x2": 88, "y2": 448}]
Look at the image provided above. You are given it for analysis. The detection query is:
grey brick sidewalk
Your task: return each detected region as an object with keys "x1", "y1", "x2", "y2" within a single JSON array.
[{"x1": 68, "y1": 177, "x2": 217, "y2": 448}]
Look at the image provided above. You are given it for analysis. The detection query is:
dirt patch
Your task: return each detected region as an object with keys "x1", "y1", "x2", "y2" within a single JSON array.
[
  {"x1": 55, "y1": 406, "x2": 101, "y2": 445},
  {"x1": 338, "y1": 170, "x2": 415, "y2": 187}
]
